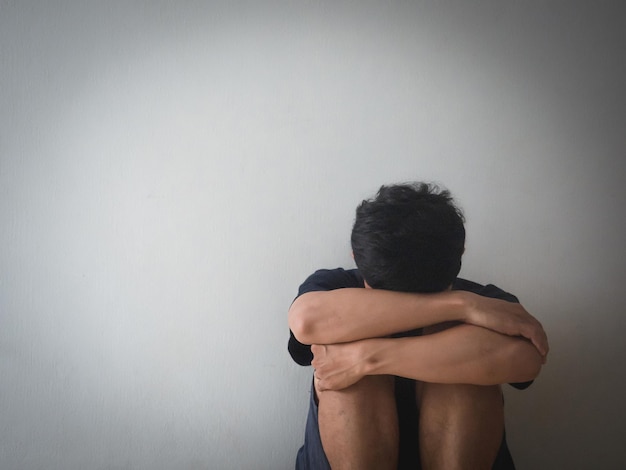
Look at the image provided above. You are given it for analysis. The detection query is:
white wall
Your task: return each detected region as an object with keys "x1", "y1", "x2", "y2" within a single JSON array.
[{"x1": 1, "y1": 1, "x2": 624, "y2": 469}]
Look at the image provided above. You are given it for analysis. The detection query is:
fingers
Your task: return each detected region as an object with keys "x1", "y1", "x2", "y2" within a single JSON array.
[
  {"x1": 311, "y1": 344, "x2": 326, "y2": 381},
  {"x1": 523, "y1": 320, "x2": 549, "y2": 359},
  {"x1": 532, "y1": 319, "x2": 549, "y2": 357},
  {"x1": 311, "y1": 344, "x2": 325, "y2": 370},
  {"x1": 313, "y1": 369, "x2": 322, "y2": 385},
  {"x1": 512, "y1": 304, "x2": 549, "y2": 358},
  {"x1": 313, "y1": 365, "x2": 333, "y2": 391},
  {"x1": 314, "y1": 373, "x2": 328, "y2": 392}
]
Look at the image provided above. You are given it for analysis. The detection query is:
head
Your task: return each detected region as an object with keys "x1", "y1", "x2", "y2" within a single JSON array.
[{"x1": 351, "y1": 182, "x2": 465, "y2": 293}]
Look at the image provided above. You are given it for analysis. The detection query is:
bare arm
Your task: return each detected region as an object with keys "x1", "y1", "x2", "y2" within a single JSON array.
[
  {"x1": 312, "y1": 324, "x2": 543, "y2": 391},
  {"x1": 289, "y1": 288, "x2": 464, "y2": 345},
  {"x1": 289, "y1": 288, "x2": 549, "y2": 356}
]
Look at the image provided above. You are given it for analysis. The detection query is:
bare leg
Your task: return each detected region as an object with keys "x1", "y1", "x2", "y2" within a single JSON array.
[
  {"x1": 316, "y1": 374, "x2": 399, "y2": 470},
  {"x1": 417, "y1": 382, "x2": 505, "y2": 470}
]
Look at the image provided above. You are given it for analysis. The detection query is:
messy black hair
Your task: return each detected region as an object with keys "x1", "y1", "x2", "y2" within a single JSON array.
[{"x1": 351, "y1": 182, "x2": 465, "y2": 293}]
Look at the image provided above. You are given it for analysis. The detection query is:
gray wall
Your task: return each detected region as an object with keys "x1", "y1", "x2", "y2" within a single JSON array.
[{"x1": 1, "y1": 1, "x2": 624, "y2": 469}]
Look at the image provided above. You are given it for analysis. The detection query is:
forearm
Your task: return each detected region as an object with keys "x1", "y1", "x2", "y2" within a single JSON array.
[
  {"x1": 363, "y1": 324, "x2": 542, "y2": 385},
  {"x1": 289, "y1": 288, "x2": 466, "y2": 345}
]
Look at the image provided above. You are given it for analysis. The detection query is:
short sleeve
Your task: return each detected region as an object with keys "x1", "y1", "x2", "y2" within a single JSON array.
[{"x1": 297, "y1": 268, "x2": 364, "y2": 296}]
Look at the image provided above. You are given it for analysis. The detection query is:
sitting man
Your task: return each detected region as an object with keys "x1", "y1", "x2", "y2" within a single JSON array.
[{"x1": 288, "y1": 182, "x2": 548, "y2": 470}]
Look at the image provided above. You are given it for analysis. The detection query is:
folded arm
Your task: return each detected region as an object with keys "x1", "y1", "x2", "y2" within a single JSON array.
[
  {"x1": 289, "y1": 288, "x2": 463, "y2": 344},
  {"x1": 312, "y1": 324, "x2": 543, "y2": 391},
  {"x1": 289, "y1": 288, "x2": 549, "y2": 356}
]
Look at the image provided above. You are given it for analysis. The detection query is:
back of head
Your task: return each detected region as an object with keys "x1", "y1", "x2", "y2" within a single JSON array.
[{"x1": 351, "y1": 182, "x2": 465, "y2": 293}]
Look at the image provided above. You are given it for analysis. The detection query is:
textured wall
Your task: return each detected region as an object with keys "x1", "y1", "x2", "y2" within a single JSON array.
[{"x1": 1, "y1": 1, "x2": 624, "y2": 468}]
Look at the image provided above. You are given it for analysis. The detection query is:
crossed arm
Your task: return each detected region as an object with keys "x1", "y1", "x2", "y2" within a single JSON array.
[{"x1": 288, "y1": 288, "x2": 548, "y2": 391}]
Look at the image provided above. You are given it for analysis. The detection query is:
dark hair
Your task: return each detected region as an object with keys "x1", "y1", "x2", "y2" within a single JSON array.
[{"x1": 351, "y1": 182, "x2": 465, "y2": 293}]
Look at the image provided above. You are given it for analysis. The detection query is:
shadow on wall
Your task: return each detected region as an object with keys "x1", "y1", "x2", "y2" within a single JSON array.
[{"x1": 504, "y1": 299, "x2": 625, "y2": 469}]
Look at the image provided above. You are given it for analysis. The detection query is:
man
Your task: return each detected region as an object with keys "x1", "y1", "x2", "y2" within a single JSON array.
[{"x1": 288, "y1": 182, "x2": 549, "y2": 470}]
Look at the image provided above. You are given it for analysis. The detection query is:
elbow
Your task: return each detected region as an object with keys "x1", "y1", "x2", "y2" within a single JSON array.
[{"x1": 288, "y1": 294, "x2": 320, "y2": 345}]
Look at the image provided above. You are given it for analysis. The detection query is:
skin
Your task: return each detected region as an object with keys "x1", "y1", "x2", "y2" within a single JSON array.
[
  {"x1": 289, "y1": 287, "x2": 549, "y2": 368},
  {"x1": 311, "y1": 324, "x2": 542, "y2": 391}
]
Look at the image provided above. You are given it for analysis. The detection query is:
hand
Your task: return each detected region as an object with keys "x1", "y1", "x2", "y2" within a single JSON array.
[
  {"x1": 461, "y1": 292, "x2": 550, "y2": 360},
  {"x1": 311, "y1": 341, "x2": 368, "y2": 391}
]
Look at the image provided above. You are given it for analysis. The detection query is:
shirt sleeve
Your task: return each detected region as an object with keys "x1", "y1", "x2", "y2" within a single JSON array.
[{"x1": 288, "y1": 268, "x2": 362, "y2": 366}]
